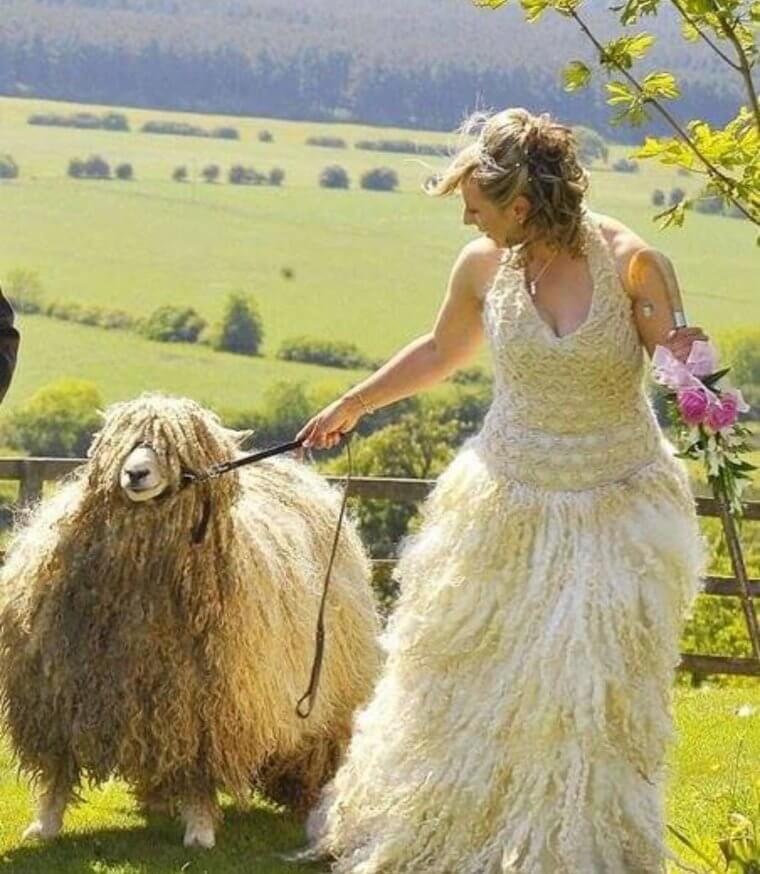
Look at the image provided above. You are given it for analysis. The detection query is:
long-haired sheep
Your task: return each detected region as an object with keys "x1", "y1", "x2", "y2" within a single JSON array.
[{"x1": 0, "y1": 393, "x2": 382, "y2": 849}]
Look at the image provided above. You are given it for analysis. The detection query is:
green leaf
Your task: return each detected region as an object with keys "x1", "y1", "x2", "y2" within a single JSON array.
[
  {"x1": 628, "y1": 32, "x2": 656, "y2": 58},
  {"x1": 614, "y1": 0, "x2": 661, "y2": 25},
  {"x1": 520, "y1": 0, "x2": 550, "y2": 21},
  {"x1": 563, "y1": 60, "x2": 592, "y2": 92},
  {"x1": 642, "y1": 71, "x2": 680, "y2": 100},
  {"x1": 680, "y1": 20, "x2": 700, "y2": 41},
  {"x1": 751, "y1": 2, "x2": 760, "y2": 23},
  {"x1": 600, "y1": 33, "x2": 655, "y2": 70},
  {"x1": 702, "y1": 367, "x2": 731, "y2": 387},
  {"x1": 605, "y1": 80, "x2": 636, "y2": 105}
]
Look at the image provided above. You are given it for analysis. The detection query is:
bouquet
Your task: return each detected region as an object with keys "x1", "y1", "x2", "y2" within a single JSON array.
[{"x1": 652, "y1": 339, "x2": 756, "y2": 516}]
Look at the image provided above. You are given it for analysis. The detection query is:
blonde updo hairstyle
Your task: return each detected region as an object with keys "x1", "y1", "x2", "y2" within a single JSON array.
[{"x1": 428, "y1": 107, "x2": 590, "y2": 260}]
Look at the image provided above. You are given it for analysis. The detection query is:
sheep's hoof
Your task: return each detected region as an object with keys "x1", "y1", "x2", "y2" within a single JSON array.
[
  {"x1": 183, "y1": 823, "x2": 215, "y2": 850},
  {"x1": 22, "y1": 818, "x2": 62, "y2": 841}
]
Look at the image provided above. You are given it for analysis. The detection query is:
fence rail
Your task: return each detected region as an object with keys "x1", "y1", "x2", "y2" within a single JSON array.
[{"x1": 0, "y1": 458, "x2": 758, "y2": 678}]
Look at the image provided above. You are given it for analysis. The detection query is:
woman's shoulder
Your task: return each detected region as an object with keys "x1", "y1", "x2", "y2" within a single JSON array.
[
  {"x1": 454, "y1": 236, "x2": 504, "y2": 300},
  {"x1": 588, "y1": 210, "x2": 651, "y2": 298}
]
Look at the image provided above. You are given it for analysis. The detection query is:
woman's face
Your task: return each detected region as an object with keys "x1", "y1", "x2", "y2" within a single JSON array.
[{"x1": 461, "y1": 175, "x2": 527, "y2": 248}]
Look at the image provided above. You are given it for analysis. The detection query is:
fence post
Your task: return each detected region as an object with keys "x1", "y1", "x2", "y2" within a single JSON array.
[{"x1": 17, "y1": 461, "x2": 45, "y2": 508}]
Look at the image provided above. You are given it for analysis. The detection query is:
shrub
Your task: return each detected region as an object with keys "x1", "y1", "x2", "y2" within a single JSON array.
[
  {"x1": 68, "y1": 158, "x2": 85, "y2": 179},
  {"x1": 68, "y1": 155, "x2": 111, "y2": 180},
  {"x1": 5, "y1": 269, "x2": 44, "y2": 314},
  {"x1": 45, "y1": 301, "x2": 84, "y2": 322},
  {"x1": 725, "y1": 203, "x2": 747, "y2": 219},
  {"x1": 172, "y1": 165, "x2": 189, "y2": 182},
  {"x1": 268, "y1": 167, "x2": 285, "y2": 186},
  {"x1": 139, "y1": 305, "x2": 206, "y2": 343},
  {"x1": 43, "y1": 300, "x2": 136, "y2": 331},
  {"x1": 258, "y1": 130, "x2": 274, "y2": 143},
  {"x1": 715, "y1": 328, "x2": 760, "y2": 387},
  {"x1": 0, "y1": 155, "x2": 19, "y2": 180},
  {"x1": 1, "y1": 379, "x2": 102, "y2": 457},
  {"x1": 651, "y1": 189, "x2": 665, "y2": 207},
  {"x1": 360, "y1": 167, "x2": 399, "y2": 192},
  {"x1": 28, "y1": 111, "x2": 129, "y2": 132},
  {"x1": 450, "y1": 365, "x2": 489, "y2": 386},
  {"x1": 85, "y1": 155, "x2": 111, "y2": 179},
  {"x1": 277, "y1": 336, "x2": 373, "y2": 369},
  {"x1": 319, "y1": 164, "x2": 350, "y2": 189},
  {"x1": 209, "y1": 292, "x2": 264, "y2": 356},
  {"x1": 101, "y1": 112, "x2": 130, "y2": 131},
  {"x1": 305, "y1": 136, "x2": 347, "y2": 148},
  {"x1": 229, "y1": 165, "x2": 267, "y2": 185},
  {"x1": 571, "y1": 126, "x2": 609, "y2": 165},
  {"x1": 115, "y1": 162, "x2": 134, "y2": 181},
  {"x1": 213, "y1": 126, "x2": 240, "y2": 140},
  {"x1": 694, "y1": 195, "x2": 724, "y2": 214},
  {"x1": 670, "y1": 186, "x2": 687, "y2": 206},
  {"x1": 201, "y1": 164, "x2": 221, "y2": 183},
  {"x1": 142, "y1": 120, "x2": 208, "y2": 137},
  {"x1": 354, "y1": 139, "x2": 449, "y2": 156},
  {"x1": 612, "y1": 158, "x2": 638, "y2": 173},
  {"x1": 96, "y1": 309, "x2": 136, "y2": 331}
]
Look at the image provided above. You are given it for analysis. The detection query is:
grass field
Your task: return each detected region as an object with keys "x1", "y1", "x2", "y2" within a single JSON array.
[
  {"x1": 1, "y1": 685, "x2": 757, "y2": 873},
  {"x1": 0, "y1": 95, "x2": 757, "y2": 417}
]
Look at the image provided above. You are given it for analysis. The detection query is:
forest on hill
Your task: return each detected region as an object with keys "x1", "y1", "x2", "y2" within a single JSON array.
[{"x1": 0, "y1": 0, "x2": 745, "y2": 139}]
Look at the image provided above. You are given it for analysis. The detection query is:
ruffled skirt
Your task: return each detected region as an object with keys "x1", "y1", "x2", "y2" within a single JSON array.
[{"x1": 306, "y1": 437, "x2": 705, "y2": 873}]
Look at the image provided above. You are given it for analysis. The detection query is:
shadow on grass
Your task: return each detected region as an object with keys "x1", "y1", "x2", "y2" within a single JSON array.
[{"x1": 1, "y1": 805, "x2": 329, "y2": 874}]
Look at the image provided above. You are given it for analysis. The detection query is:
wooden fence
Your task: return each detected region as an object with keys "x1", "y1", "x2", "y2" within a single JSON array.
[{"x1": 0, "y1": 457, "x2": 758, "y2": 678}]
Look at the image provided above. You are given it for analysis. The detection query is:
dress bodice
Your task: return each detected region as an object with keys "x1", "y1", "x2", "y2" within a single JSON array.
[{"x1": 477, "y1": 209, "x2": 664, "y2": 490}]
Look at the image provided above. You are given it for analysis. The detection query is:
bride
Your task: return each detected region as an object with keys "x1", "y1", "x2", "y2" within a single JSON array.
[{"x1": 295, "y1": 107, "x2": 707, "y2": 873}]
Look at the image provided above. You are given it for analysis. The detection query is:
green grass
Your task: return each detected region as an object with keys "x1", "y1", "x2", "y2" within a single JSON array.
[
  {"x1": 0, "y1": 95, "x2": 757, "y2": 416},
  {"x1": 1, "y1": 685, "x2": 757, "y2": 872},
  {"x1": 2, "y1": 315, "x2": 366, "y2": 413}
]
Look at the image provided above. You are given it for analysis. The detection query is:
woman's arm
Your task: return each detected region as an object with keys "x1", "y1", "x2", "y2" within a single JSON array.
[
  {"x1": 600, "y1": 215, "x2": 708, "y2": 359},
  {"x1": 297, "y1": 243, "x2": 487, "y2": 449}
]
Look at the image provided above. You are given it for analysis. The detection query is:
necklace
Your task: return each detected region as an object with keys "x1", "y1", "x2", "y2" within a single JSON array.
[{"x1": 525, "y1": 249, "x2": 559, "y2": 297}]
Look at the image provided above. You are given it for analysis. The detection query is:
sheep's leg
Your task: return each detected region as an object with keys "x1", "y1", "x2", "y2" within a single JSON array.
[
  {"x1": 181, "y1": 795, "x2": 218, "y2": 849},
  {"x1": 22, "y1": 776, "x2": 74, "y2": 841}
]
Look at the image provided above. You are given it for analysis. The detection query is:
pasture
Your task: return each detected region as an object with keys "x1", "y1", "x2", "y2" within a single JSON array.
[
  {"x1": 1, "y1": 685, "x2": 758, "y2": 873},
  {"x1": 0, "y1": 95, "x2": 757, "y2": 415}
]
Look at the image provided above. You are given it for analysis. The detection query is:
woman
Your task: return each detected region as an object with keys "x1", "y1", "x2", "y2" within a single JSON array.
[{"x1": 295, "y1": 108, "x2": 707, "y2": 873}]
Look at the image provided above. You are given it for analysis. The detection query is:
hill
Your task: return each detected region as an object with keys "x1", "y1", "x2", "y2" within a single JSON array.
[
  {"x1": 0, "y1": 0, "x2": 745, "y2": 137},
  {"x1": 0, "y1": 95, "x2": 756, "y2": 418}
]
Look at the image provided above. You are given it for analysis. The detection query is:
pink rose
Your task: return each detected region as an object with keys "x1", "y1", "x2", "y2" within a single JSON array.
[
  {"x1": 677, "y1": 386, "x2": 709, "y2": 425},
  {"x1": 705, "y1": 392, "x2": 740, "y2": 432}
]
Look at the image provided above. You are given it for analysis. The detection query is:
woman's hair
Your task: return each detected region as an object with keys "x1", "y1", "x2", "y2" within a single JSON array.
[{"x1": 427, "y1": 107, "x2": 589, "y2": 257}]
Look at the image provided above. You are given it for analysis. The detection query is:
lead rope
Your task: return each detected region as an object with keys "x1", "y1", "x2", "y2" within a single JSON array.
[
  {"x1": 296, "y1": 432, "x2": 353, "y2": 719},
  {"x1": 180, "y1": 432, "x2": 355, "y2": 718}
]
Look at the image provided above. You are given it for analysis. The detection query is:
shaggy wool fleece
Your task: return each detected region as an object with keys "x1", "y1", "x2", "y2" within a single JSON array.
[
  {"x1": 0, "y1": 394, "x2": 382, "y2": 813},
  {"x1": 304, "y1": 210, "x2": 707, "y2": 873}
]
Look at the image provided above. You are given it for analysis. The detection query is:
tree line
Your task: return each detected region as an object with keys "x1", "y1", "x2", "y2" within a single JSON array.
[{"x1": 0, "y1": 0, "x2": 743, "y2": 140}]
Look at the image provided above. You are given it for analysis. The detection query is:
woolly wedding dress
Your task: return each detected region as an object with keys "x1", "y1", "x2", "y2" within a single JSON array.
[{"x1": 305, "y1": 210, "x2": 705, "y2": 873}]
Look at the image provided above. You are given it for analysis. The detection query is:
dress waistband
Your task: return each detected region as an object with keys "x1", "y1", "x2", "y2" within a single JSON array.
[{"x1": 476, "y1": 405, "x2": 664, "y2": 491}]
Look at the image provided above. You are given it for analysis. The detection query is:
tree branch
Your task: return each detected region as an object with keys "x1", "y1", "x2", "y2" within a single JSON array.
[
  {"x1": 569, "y1": 9, "x2": 757, "y2": 225},
  {"x1": 666, "y1": 0, "x2": 740, "y2": 71},
  {"x1": 712, "y1": 8, "x2": 760, "y2": 136}
]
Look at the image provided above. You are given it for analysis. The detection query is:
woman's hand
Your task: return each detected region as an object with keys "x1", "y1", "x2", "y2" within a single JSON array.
[
  {"x1": 661, "y1": 325, "x2": 710, "y2": 363},
  {"x1": 296, "y1": 395, "x2": 363, "y2": 450}
]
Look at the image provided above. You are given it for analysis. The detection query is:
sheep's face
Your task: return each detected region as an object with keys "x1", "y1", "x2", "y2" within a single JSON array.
[{"x1": 120, "y1": 444, "x2": 170, "y2": 502}]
